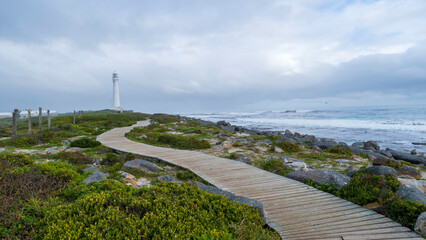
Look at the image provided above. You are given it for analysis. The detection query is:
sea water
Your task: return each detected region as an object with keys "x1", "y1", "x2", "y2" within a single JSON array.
[{"x1": 181, "y1": 105, "x2": 426, "y2": 153}]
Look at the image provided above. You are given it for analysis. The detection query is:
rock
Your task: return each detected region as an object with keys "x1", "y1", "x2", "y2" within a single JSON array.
[
  {"x1": 284, "y1": 129, "x2": 293, "y2": 138},
  {"x1": 347, "y1": 165, "x2": 359, "y2": 173},
  {"x1": 45, "y1": 148, "x2": 60, "y2": 154},
  {"x1": 257, "y1": 139, "x2": 272, "y2": 145},
  {"x1": 372, "y1": 155, "x2": 392, "y2": 166},
  {"x1": 398, "y1": 165, "x2": 421, "y2": 179},
  {"x1": 119, "y1": 171, "x2": 136, "y2": 180},
  {"x1": 388, "y1": 149, "x2": 426, "y2": 165},
  {"x1": 65, "y1": 147, "x2": 84, "y2": 152},
  {"x1": 276, "y1": 137, "x2": 298, "y2": 144},
  {"x1": 192, "y1": 181, "x2": 266, "y2": 224},
  {"x1": 380, "y1": 150, "x2": 393, "y2": 158},
  {"x1": 274, "y1": 146, "x2": 284, "y2": 153},
  {"x1": 299, "y1": 135, "x2": 316, "y2": 143},
  {"x1": 136, "y1": 177, "x2": 151, "y2": 187},
  {"x1": 58, "y1": 145, "x2": 69, "y2": 151},
  {"x1": 83, "y1": 171, "x2": 109, "y2": 184},
  {"x1": 351, "y1": 142, "x2": 365, "y2": 149},
  {"x1": 280, "y1": 156, "x2": 308, "y2": 171},
  {"x1": 364, "y1": 141, "x2": 380, "y2": 151},
  {"x1": 122, "y1": 159, "x2": 163, "y2": 173},
  {"x1": 415, "y1": 212, "x2": 426, "y2": 237},
  {"x1": 365, "y1": 166, "x2": 397, "y2": 177},
  {"x1": 412, "y1": 149, "x2": 418, "y2": 155},
  {"x1": 398, "y1": 176, "x2": 425, "y2": 193},
  {"x1": 287, "y1": 170, "x2": 351, "y2": 187},
  {"x1": 95, "y1": 158, "x2": 103, "y2": 165},
  {"x1": 312, "y1": 146, "x2": 321, "y2": 151},
  {"x1": 363, "y1": 202, "x2": 380, "y2": 211},
  {"x1": 0, "y1": 147, "x2": 5, "y2": 153},
  {"x1": 396, "y1": 185, "x2": 426, "y2": 205},
  {"x1": 83, "y1": 165, "x2": 99, "y2": 172},
  {"x1": 265, "y1": 155, "x2": 279, "y2": 162},
  {"x1": 158, "y1": 175, "x2": 182, "y2": 184},
  {"x1": 61, "y1": 140, "x2": 70, "y2": 145},
  {"x1": 215, "y1": 141, "x2": 222, "y2": 145},
  {"x1": 235, "y1": 156, "x2": 251, "y2": 164},
  {"x1": 123, "y1": 178, "x2": 138, "y2": 186}
]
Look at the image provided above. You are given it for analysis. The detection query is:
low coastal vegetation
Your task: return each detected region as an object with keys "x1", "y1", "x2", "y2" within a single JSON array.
[
  {"x1": 0, "y1": 111, "x2": 279, "y2": 239},
  {"x1": 126, "y1": 113, "x2": 426, "y2": 232}
]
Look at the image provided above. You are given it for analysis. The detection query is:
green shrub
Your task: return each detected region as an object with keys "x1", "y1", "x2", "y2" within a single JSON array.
[
  {"x1": 70, "y1": 137, "x2": 101, "y2": 148},
  {"x1": 157, "y1": 134, "x2": 211, "y2": 150},
  {"x1": 34, "y1": 161, "x2": 81, "y2": 180},
  {"x1": 176, "y1": 170, "x2": 198, "y2": 181},
  {"x1": 51, "y1": 152, "x2": 93, "y2": 165},
  {"x1": 275, "y1": 141, "x2": 300, "y2": 152},
  {"x1": 39, "y1": 181, "x2": 279, "y2": 240},
  {"x1": 101, "y1": 153, "x2": 119, "y2": 165},
  {"x1": 304, "y1": 178, "x2": 340, "y2": 195},
  {"x1": 151, "y1": 113, "x2": 181, "y2": 124},
  {"x1": 5, "y1": 131, "x2": 58, "y2": 148},
  {"x1": 381, "y1": 198, "x2": 426, "y2": 230},
  {"x1": 326, "y1": 146, "x2": 352, "y2": 155},
  {"x1": 260, "y1": 159, "x2": 293, "y2": 176}
]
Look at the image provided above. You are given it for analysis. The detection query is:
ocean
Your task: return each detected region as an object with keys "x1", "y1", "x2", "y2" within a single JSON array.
[{"x1": 181, "y1": 105, "x2": 426, "y2": 153}]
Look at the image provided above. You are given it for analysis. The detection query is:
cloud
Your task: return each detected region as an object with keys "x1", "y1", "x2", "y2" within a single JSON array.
[{"x1": 0, "y1": 0, "x2": 425, "y2": 112}]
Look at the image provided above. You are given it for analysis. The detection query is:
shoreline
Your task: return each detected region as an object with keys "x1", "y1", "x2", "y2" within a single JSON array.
[{"x1": 180, "y1": 115, "x2": 426, "y2": 165}]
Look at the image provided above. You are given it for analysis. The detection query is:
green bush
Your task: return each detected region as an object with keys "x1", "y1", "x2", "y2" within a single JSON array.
[
  {"x1": 5, "y1": 131, "x2": 58, "y2": 148},
  {"x1": 70, "y1": 137, "x2": 101, "y2": 148},
  {"x1": 326, "y1": 146, "x2": 352, "y2": 155},
  {"x1": 34, "y1": 161, "x2": 81, "y2": 180},
  {"x1": 157, "y1": 134, "x2": 211, "y2": 150},
  {"x1": 151, "y1": 113, "x2": 181, "y2": 124},
  {"x1": 39, "y1": 181, "x2": 279, "y2": 240},
  {"x1": 176, "y1": 170, "x2": 198, "y2": 181},
  {"x1": 101, "y1": 153, "x2": 120, "y2": 166},
  {"x1": 382, "y1": 198, "x2": 426, "y2": 230},
  {"x1": 51, "y1": 152, "x2": 93, "y2": 165},
  {"x1": 275, "y1": 141, "x2": 300, "y2": 152},
  {"x1": 260, "y1": 158, "x2": 293, "y2": 176}
]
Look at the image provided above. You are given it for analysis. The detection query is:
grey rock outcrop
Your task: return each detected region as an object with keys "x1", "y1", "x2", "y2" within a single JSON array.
[
  {"x1": 388, "y1": 149, "x2": 426, "y2": 165},
  {"x1": 122, "y1": 159, "x2": 163, "y2": 173},
  {"x1": 158, "y1": 175, "x2": 181, "y2": 184},
  {"x1": 280, "y1": 156, "x2": 308, "y2": 171},
  {"x1": 235, "y1": 156, "x2": 251, "y2": 164},
  {"x1": 398, "y1": 165, "x2": 421, "y2": 179},
  {"x1": 396, "y1": 185, "x2": 426, "y2": 205},
  {"x1": 192, "y1": 181, "x2": 266, "y2": 224},
  {"x1": 287, "y1": 170, "x2": 350, "y2": 187},
  {"x1": 415, "y1": 212, "x2": 426, "y2": 237},
  {"x1": 83, "y1": 165, "x2": 100, "y2": 173},
  {"x1": 83, "y1": 171, "x2": 109, "y2": 184},
  {"x1": 45, "y1": 148, "x2": 60, "y2": 154},
  {"x1": 365, "y1": 166, "x2": 397, "y2": 177},
  {"x1": 257, "y1": 139, "x2": 272, "y2": 145}
]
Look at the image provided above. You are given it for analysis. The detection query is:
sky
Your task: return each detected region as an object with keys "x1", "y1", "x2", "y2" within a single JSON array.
[{"x1": 0, "y1": 0, "x2": 425, "y2": 113}]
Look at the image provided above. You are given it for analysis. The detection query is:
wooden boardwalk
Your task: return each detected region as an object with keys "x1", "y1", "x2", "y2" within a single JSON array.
[{"x1": 97, "y1": 120, "x2": 423, "y2": 240}]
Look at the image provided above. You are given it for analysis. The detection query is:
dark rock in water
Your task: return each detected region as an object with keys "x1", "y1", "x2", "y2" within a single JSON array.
[
  {"x1": 351, "y1": 142, "x2": 365, "y2": 149},
  {"x1": 83, "y1": 171, "x2": 109, "y2": 184},
  {"x1": 123, "y1": 159, "x2": 163, "y2": 173},
  {"x1": 158, "y1": 175, "x2": 181, "y2": 184},
  {"x1": 372, "y1": 155, "x2": 392, "y2": 166},
  {"x1": 287, "y1": 170, "x2": 350, "y2": 187},
  {"x1": 235, "y1": 156, "x2": 251, "y2": 164},
  {"x1": 192, "y1": 181, "x2": 266, "y2": 223},
  {"x1": 313, "y1": 139, "x2": 338, "y2": 149},
  {"x1": 257, "y1": 139, "x2": 272, "y2": 145},
  {"x1": 217, "y1": 121, "x2": 231, "y2": 127},
  {"x1": 415, "y1": 212, "x2": 426, "y2": 237},
  {"x1": 396, "y1": 185, "x2": 426, "y2": 205},
  {"x1": 364, "y1": 141, "x2": 380, "y2": 151},
  {"x1": 365, "y1": 166, "x2": 397, "y2": 177},
  {"x1": 388, "y1": 149, "x2": 426, "y2": 165},
  {"x1": 412, "y1": 149, "x2": 418, "y2": 155},
  {"x1": 398, "y1": 165, "x2": 421, "y2": 179}
]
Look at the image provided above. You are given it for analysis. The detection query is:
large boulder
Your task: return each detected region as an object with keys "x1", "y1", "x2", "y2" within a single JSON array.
[
  {"x1": 192, "y1": 181, "x2": 266, "y2": 223},
  {"x1": 365, "y1": 166, "x2": 397, "y2": 177},
  {"x1": 364, "y1": 141, "x2": 380, "y2": 151},
  {"x1": 398, "y1": 165, "x2": 421, "y2": 179},
  {"x1": 415, "y1": 212, "x2": 426, "y2": 237},
  {"x1": 372, "y1": 155, "x2": 392, "y2": 166},
  {"x1": 396, "y1": 185, "x2": 426, "y2": 205},
  {"x1": 280, "y1": 156, "x2": 308, "y2": 171},
  {"x1": 122, "y1": 159, "x2": 163, "y2": 173},
  {"x1": 388, "y1": 149, "x2": 426, "y2": 165},
  {"x1": 287, "y1": 170, "x2": 350, "y2": 188},
  {"x1": 351, "y1": 142, "x2": 365, "y2": 149},
  {"x1": 83, "y1": 171, "x2": 109, "y2": 184}
]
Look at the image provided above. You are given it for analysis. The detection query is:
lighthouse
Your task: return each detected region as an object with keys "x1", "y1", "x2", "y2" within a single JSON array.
[{"x1": 112, "y1": 71, "x2": 123, "y2": 111}]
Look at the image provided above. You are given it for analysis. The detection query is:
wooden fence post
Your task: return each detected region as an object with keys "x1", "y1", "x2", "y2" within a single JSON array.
[
  {"x1": 26, "y1": 108, "x2": 32, "y2": 133},
  {"x1": 47, "y1": 110, "x2": 51, "y2": 130},
  {"x1": 39, "y1": 107, "x2": 42, "y2": 131},
  {"x1": 12, "y1": 109, "x2": 18, "y2": 136},
  {"x1": 73, "y1": 110, "x2": 76, "y2": 124}
]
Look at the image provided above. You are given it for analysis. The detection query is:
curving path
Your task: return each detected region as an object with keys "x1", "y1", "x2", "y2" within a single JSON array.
[{"x1": 97, "y1": 120, "x2": 423, "y2": 240}]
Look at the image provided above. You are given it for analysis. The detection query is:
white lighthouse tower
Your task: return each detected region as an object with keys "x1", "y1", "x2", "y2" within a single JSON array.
[{"x1": 112, "y1": 71, "x2": 123, "y2": 112}]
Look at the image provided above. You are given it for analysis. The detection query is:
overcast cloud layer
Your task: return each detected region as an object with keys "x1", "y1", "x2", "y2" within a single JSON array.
[{"x1": 0, "y1": 0, "x2": 425, "y2": 113}]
